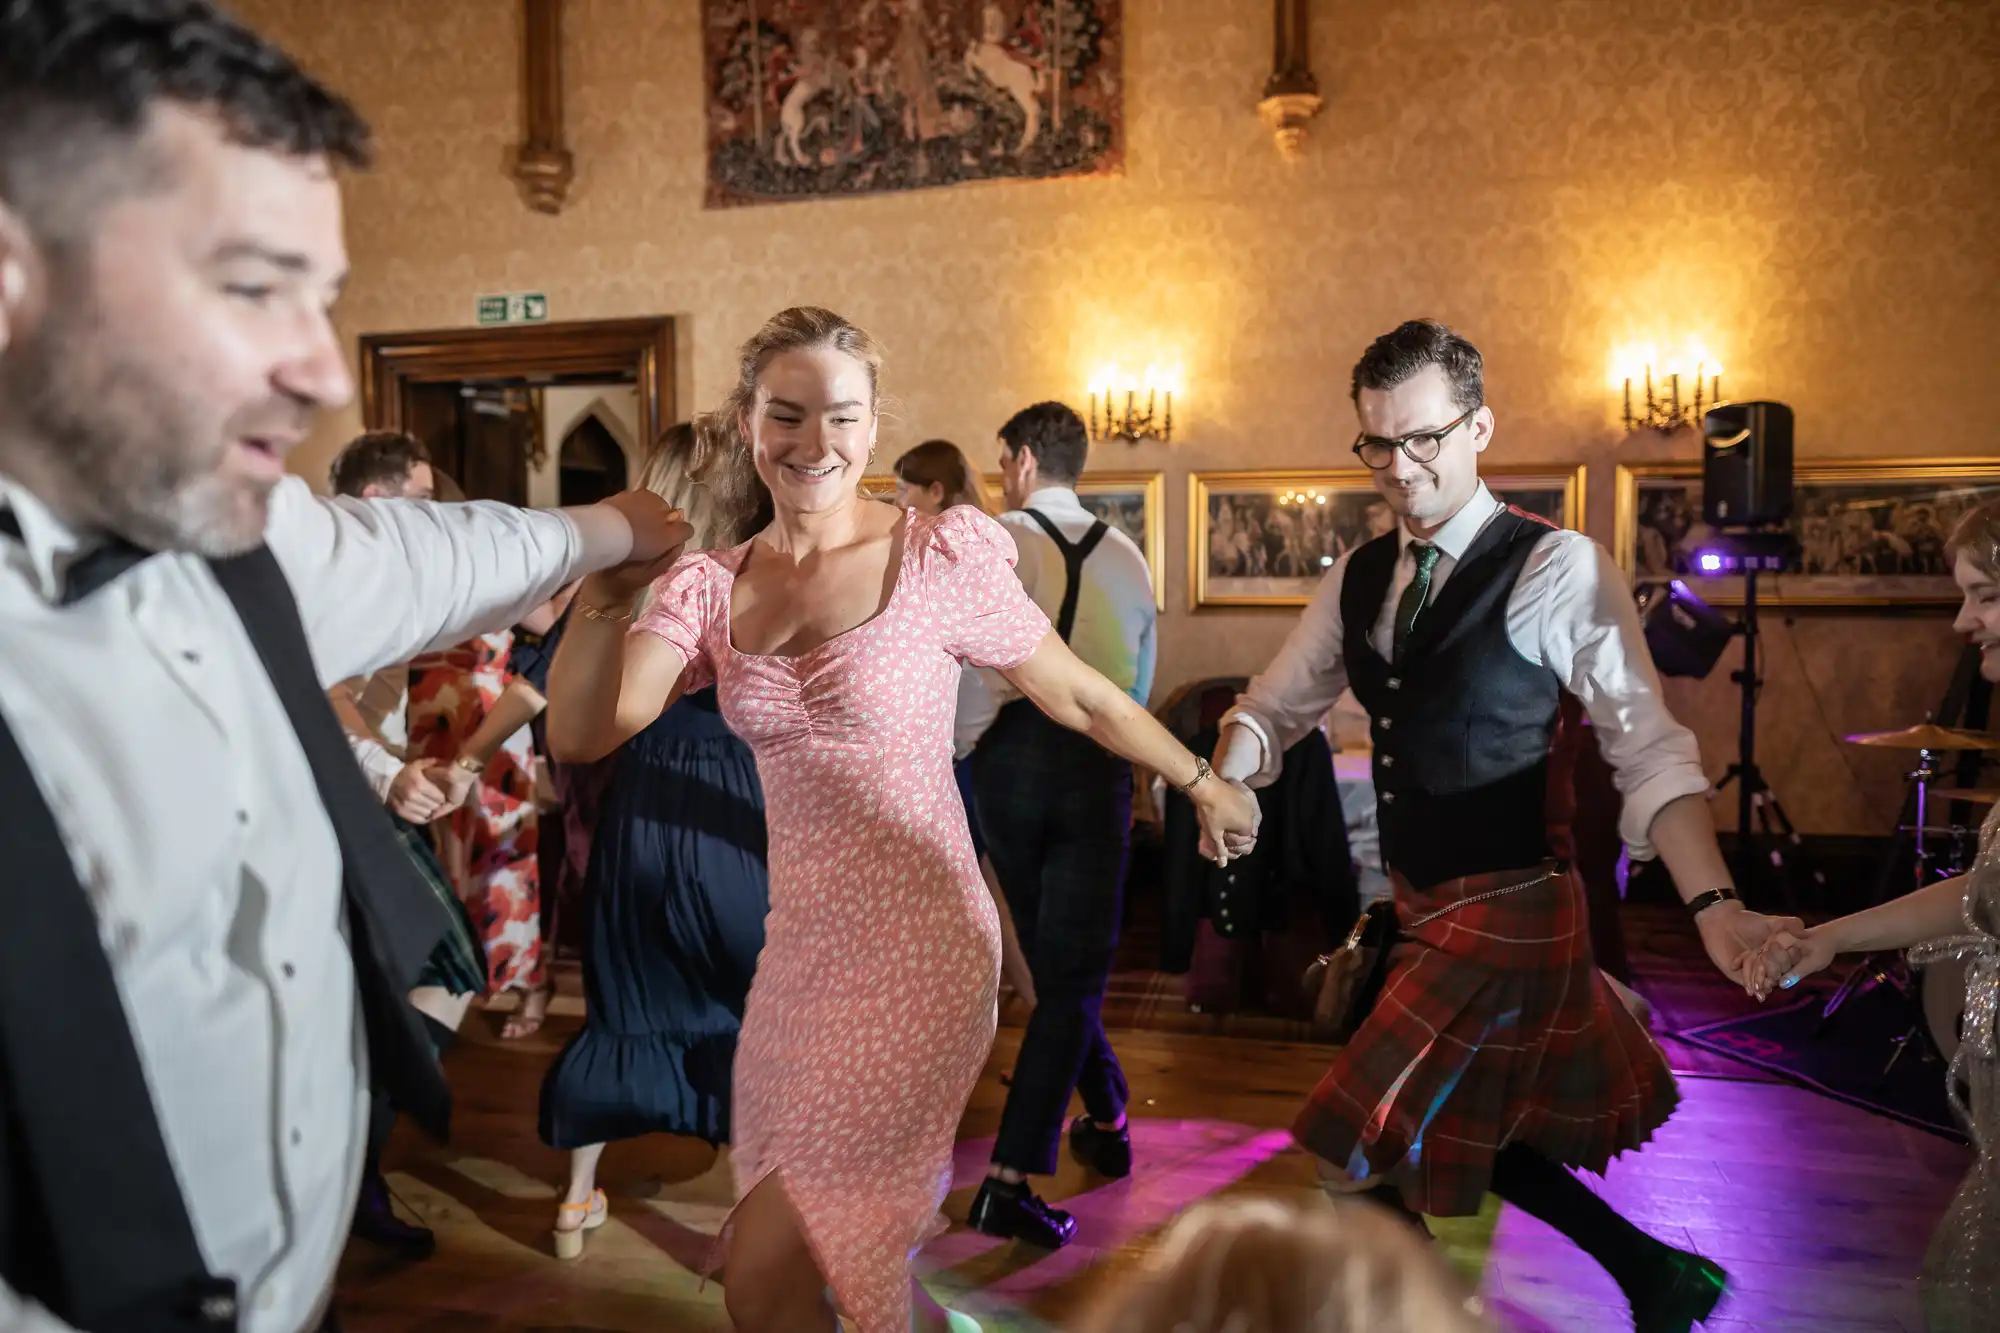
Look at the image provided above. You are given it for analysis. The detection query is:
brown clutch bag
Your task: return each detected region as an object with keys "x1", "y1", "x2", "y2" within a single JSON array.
[
  {"x1": 1304, "y1": 899, "x2": 1399, "y2": 1041},
  {"x1": 1303, "y1": 864, "x2": 1564, "y2": 1041}
]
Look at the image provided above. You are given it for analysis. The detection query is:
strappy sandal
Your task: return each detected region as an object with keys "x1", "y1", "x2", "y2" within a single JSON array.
[{"x1": 552, "y1": 1188, "x2": 607, "y2": 1260}]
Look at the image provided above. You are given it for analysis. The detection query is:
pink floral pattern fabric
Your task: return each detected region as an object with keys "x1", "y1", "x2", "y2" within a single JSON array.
[{"x1": 634, "y1": 505, "x2": 1049, "y2": 1333}]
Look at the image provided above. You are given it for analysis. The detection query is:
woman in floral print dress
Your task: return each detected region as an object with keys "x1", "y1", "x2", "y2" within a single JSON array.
[{"x1": 407, "y1": 628, "x2": 549, "y2": 1033}]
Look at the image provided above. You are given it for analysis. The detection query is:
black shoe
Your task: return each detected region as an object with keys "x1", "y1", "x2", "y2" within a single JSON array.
[
  {"x1": 1067, "y1": 1115, "x2": 1132, "y2": 1179},
  {"x1": 967, "y1": 1179, "x2": 1077, "y2": 1248},
  {"x1": 1631, "y1": 1250, "x2": 1728, "y2": 1333},
  {"x1": 350, "y1": 1172, "x2": 436, "y2": 1258}
]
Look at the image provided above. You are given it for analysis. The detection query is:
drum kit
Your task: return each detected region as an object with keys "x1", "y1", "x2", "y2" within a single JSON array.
[{"x1": 1824, "y1": 722, "x2": 1997, "y2": 1067}]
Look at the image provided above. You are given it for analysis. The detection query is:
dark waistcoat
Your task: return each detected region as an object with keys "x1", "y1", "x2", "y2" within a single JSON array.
[
  {"x1": 0, "y1": 547, "x2": 452, "y2": 1331},
  {"x1": 1340, "y1": 507, "x2": 1563, "y2": 889}
]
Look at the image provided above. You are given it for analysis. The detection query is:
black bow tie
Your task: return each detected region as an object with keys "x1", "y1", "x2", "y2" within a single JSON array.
[{"x1": 0, "y1": 508, "x2": 156, "y2": 607}]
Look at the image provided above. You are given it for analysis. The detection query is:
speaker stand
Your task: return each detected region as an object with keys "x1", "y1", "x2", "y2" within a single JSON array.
[{"x1": 1711, "y1": 565, "x2": 1826, "y2": 914}]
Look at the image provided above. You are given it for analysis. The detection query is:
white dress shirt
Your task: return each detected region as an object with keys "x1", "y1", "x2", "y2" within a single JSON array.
[
  {"x1": 0, "y1": 474, "x2": 584, "y2": 1333},
  {"x1": 331, "y1": 664, "x2": 411, "y2": 803},
  {"x1": 1219, "y1": 483, "x2": 1708, "y2": 861},
  {"x1": 984, "y1": 485, "x2": 1157, "y2": 710}
]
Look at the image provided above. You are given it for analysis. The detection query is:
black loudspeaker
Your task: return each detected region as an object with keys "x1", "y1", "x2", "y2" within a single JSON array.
[
  {"x1": 1635, "y1": 580, "x2": 1734, "y2": 680},
  {"x1": 1702, "y1": 400, "x2": 1793, "y2": 528}
]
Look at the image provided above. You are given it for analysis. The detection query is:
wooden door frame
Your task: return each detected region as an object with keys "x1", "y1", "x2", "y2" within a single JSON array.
[{"x1": 357, "y1": 316, "x2": 675, "y2": 445}]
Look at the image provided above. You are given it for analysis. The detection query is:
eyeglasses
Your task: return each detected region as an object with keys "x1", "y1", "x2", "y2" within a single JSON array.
[{"x1": 1351, "y1": 405, "x2": 1479, "y2": 470}]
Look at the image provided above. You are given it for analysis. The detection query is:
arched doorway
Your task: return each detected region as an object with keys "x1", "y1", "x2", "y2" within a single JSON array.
[{"x1": 558, "y1": 412, "x2": 630, "y2": 506}]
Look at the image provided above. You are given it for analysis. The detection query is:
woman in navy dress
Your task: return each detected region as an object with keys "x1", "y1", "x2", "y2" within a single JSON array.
[{"x1": 539, "y1": 425, "x2": 773, "y2": 1258}]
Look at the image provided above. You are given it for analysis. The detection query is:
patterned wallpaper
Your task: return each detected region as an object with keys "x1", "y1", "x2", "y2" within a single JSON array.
[{"x1": 240, "y1": 0, "x2": 2000, "y2": 835}]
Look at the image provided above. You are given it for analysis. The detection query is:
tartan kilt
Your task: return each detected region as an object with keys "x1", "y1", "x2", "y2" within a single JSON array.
[
  {"x1": 390, "y1": 815, "x2": 488, "y2": 998},
  {"x1": 1292, "y1": 860, "x2": 1677, "y2": 1217}
]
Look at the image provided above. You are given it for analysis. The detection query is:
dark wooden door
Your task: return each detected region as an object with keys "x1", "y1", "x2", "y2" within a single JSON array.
[{"x1": 395, "y1": 382, "x2": 532, "y2": 506}]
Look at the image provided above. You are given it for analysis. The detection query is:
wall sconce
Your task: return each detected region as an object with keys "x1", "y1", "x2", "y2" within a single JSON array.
[
  {"x1": 1087, "y1": 366, "x2": 1177, "y2": 444},
  {"x1": 1614, "y1": 343, "x2": 1723, "y2": 433},
  {"x1": 1258, "y1": 0, "x2": 1323, "y2": 161}
]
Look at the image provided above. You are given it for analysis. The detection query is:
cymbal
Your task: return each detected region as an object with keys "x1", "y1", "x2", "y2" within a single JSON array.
[
  {"x1": 1929, "y1": 787, "x2": 2000, "y2": 806},
  {"x1": 1842, "y1": 724, "x2": 2000, "y2": 751}
]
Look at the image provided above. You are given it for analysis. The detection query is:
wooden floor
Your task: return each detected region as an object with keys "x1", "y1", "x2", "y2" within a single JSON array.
[{"x1": 339, "y1": 1008, "x2": 1969, "y2": 1333}]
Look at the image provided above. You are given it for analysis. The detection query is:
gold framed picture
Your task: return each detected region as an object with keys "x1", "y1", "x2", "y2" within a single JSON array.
[
  {"x1": 1613, "y1": 457, "x2": 2000, "y2": 607},
  {"x1": 1189, "y1": 470, "x2": 1380, "y2": 608},
  {"x1": 1485, "y1": 464, "x2": 1587, "y2": 533},
  {"x1": 857, "y1": 469, "x2": 1168, "y2": 609},
  {"x1": 1065, "y1": 471, "x2": 1167, "y2": 611}
]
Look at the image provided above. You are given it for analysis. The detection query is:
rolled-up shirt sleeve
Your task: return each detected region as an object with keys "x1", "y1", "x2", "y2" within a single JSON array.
[
  {"x1": 1217, "y1": 550, "x2": 1354, "y2": 788},
  {"x1": 266, "y1": 478, "x2": 583, "y2": 687},
  {"x1": 1537, "y1": 535, "x2": 1711, "y2": 860}
]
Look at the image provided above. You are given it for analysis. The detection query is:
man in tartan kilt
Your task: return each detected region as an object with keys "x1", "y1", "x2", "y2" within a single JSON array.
[
  {"x1": 1212, "y1": 321, "x2": 1803, "y2": 1333},
  {"x1": 327, "y1": 432, "x2": 487, "y2": 1257}
]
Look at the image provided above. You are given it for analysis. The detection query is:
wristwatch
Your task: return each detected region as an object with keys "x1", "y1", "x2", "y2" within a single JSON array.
[
  {"x1": 453, "y1": 754, "x2": 485, "y2": 776},
  {"x1": 1685, "y1": 886, "x2": 1740, "y2": 918}
]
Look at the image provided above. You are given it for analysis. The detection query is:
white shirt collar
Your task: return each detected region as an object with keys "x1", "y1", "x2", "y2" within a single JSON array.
[
  {"x1": 1023, "y1": 484, "x2": 1086, "y2": 513},
  {"x1": 0, "y1": 471, "x2": 95, "y2": 605},
  {"x1": 1396, "y1": 482, "x2": 1502, "y2": 562}
]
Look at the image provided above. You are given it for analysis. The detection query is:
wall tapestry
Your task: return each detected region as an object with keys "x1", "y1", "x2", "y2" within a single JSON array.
[{"x1": 702, "y1": 0, "x2": 1124, "y2": 208}]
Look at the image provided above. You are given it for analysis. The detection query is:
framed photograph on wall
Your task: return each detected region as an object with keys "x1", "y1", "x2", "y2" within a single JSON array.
[
  {"x1": 1485, "y1": 465, "x2": 1587, "y2": 532},
  {"x1": 1614, "y1": 458, "x2": 2000, "y2": 607},
  {"x1": 858, "y1": 470, "x2": 1167, "y2": 609},
  {"x1": 1189, "y1": 471, "x2": 1382, "y2": 608},
  {"x1": 1070, "y1": 471, "x2": 1167, "y2": 610}
]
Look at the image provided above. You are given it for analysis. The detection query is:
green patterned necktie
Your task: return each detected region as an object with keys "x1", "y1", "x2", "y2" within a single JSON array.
[{"x1": 1392, "y1": 543, "x2": 1442, "y2": 661}]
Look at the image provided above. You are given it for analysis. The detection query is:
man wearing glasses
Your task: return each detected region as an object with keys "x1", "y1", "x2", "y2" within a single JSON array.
[{"x1": 1211, "y1": 320, "x2": 1798, "y2": 1331}]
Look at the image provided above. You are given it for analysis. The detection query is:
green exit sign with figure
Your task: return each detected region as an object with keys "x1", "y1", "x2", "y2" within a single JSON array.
[{"x1": 476, "y1": 292, "x2": 549, "y2": 326}]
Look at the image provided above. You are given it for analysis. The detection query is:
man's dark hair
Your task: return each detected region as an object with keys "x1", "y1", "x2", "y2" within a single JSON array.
[
  {"x1": 0, "y1": 0, "x2": 372, "y2": 235},
  {"x1": 329, "y1": 431, "x2": 429, "y2": 498},
  {"x1": 1351, "y1": 320, "x2": 1484, "y2": 414},
  {"x1": 997, "y1": 401, "x2": 1089, "y2": 485}
]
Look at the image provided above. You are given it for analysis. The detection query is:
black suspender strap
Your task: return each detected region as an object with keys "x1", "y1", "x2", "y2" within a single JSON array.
[{"x1": 1021, "y1": 508, "x2": 1110, "y2": 643}]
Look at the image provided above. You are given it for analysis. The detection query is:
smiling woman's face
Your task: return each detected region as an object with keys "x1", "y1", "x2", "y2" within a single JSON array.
[
  {"x1": 1952, "y1": 548, "x2": 2000, "y2": 682},
  {"x1": 745, "y1": 345, "x2": 877, "y2": 516}
]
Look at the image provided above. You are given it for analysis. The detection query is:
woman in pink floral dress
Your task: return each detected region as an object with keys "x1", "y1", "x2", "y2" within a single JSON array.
[{"x1": 546, "y1": 307, "x2": 1259, "y2": 1333}]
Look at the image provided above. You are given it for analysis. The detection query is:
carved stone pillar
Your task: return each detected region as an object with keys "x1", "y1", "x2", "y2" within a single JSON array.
[
  {"x1": 512, "y1": 0, "x2": 575, "y2": 213},
  {"x1": 1258, "y1": 0, "x2": 1323, "y2": 161}
]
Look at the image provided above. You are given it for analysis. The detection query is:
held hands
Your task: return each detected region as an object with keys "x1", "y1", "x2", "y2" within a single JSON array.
[
  {"x1": 435, "y1": 757, "x2": 481, "y2": 813},
  {"x1": 591, "y1": 491, "x2": 694, "y2": 601},
  {"x1": 387, "y1": 759, "x2": 471, "y2": 824},
  {"x1": 1694, "y1": 899, "x2": 1806, "y2": 991},
  {"x1": 1194, "y1": 775, "x2": 1261, "y2": 866},
  {"x1": 1742, "y1": 926, "x2": 1838, "y2": 1002}
]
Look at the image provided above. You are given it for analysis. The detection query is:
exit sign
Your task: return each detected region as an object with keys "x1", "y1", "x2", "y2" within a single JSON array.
[{"x1": 476, "y1": 292, "x2": 549, "y2": 326}]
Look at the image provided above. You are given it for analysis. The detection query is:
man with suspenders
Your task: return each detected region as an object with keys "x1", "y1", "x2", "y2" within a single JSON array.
[{"x1": 967, "y1": 402, "x2": 1158, "y2": 1248}]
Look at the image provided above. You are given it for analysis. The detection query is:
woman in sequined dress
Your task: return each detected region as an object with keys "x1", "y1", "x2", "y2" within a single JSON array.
[{"x1": 1749, "y1": 498, "x2": 2000, "y2": 1330}]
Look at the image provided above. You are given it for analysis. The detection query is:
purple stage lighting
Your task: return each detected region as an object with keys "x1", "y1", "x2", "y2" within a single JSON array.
[{"x1": 1698, "y1": 551, "x2": 1725, "y2": 573}]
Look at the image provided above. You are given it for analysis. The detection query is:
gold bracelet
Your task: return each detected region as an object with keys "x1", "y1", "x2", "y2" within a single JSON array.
[
  {"x1": 1175, "y1": 757, "x2": 1213, "y2": 793},
  {"x1": 453, "y1": 753, "x2": 484, "y2": 775},
  {"x1": 578, "y1": 600, "x2": 636, "y2": 623}
]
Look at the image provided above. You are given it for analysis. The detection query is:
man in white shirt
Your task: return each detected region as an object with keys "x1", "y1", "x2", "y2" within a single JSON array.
[
  {"x1": 966, "y1": 402, "x2": 1157, "y2": 1250},
  {"x1": 1212, "y1": 320, "x2": 1799, "y2": 1331},
  {"x1": 0, "y1": 5, "x2": 690, "y2": 1330},
  {"x1": 323, "y1": 429, "x2": 491, "y2": 1262}
]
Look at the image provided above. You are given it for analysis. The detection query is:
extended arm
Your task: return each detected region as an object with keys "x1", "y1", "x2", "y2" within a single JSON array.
[
  {"x1": 545, "y1": 579, "x2": 690, "y2": 764},
  {"x1": 1746, "y1": 874, "x2": 1970, "y2": 999},
  {"x1": 1212, "y1": 552, "x2": 1353, "y2": 787},
  {"x1": 270, "y1": 480, "x2": 684, "y2": 686},
  {"x1": 1001, "y1": 629, "x2": 1258, "y2": 860},
  {"x1": 1540, "y1": 536, "x2": 1800, "y2": 981}
]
